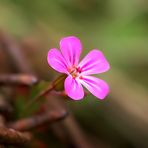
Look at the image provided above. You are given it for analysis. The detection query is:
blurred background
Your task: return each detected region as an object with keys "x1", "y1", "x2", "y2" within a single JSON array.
[{"x1": 0, "y1": 0, "x2": 148, "y2": 148}]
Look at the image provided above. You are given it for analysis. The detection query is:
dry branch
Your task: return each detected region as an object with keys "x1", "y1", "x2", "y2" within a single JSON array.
[
  {"x1": 0, "y1": 74, "x2": 38, "y2": 86},
  {"x1": 0, "y1": 127, "x2": 32, "y2": 146},
  {"x1": 8, "y1": 110, "x2": 68, "y2": 131}
]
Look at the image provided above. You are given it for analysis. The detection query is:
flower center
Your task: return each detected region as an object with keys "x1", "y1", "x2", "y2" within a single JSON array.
[{"x1": 68, "y1": 66, "x2": 82, "y2": 79}]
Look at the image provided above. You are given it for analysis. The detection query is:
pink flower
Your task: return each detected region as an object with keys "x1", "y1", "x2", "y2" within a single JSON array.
[{"x1": 47, "y1": 36, "x2": 110, "y2": 100}]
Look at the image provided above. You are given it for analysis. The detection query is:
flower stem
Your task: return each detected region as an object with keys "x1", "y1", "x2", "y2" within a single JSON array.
[{"x1": 21, "y1": 74, "x2": 67, "y2": 116}]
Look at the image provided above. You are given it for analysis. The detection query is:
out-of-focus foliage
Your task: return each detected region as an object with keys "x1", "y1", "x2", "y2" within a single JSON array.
[{"x1": 0, "y1": 0, "x2": 148, "y2": 147}]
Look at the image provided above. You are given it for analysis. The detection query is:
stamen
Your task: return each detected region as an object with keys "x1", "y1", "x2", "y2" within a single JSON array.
[{"x1": 69, "y1": 66, "x2": 82, "y2": 79}]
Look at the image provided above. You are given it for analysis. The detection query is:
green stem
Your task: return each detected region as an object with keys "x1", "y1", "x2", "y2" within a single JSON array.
[{"x1": 21, "y1": 74, "x2": 67, "y2": 116}]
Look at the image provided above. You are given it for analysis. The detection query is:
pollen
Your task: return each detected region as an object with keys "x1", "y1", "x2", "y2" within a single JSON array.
[{"x1": 69, "y1": 66, "x2": 82, "y2": 78}]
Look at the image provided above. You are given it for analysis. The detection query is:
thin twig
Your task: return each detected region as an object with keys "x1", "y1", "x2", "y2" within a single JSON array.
[
  {"x1": 8, "y1": 110, "x2": 68, "y2": 131},
  {"x1": 0, "y1": 74, "x2": 38, "y2": 86},
  {"x1": 0, "y1": 127, "x2": 32, "y2": 146}
]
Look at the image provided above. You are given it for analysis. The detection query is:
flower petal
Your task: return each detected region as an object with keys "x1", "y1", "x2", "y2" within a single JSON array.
[
  {"x1": 47, "y1": 48, "x2": 68, "y2": 73},
  {"x1": 64, "y1": 75, "x2": 84, "y2": 100},
  {"x1": 80, "y1": 76, "x2": 109, "y2": 99},
  {"x1": 78, "y1": 50, "x2": 110, "y2": 75},
  {"x1": 60, "y1": 36, "x2": 82, "y2": 67}
]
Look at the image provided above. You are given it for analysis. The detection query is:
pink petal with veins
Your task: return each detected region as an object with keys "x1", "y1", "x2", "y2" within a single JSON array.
[
  {"x1": 47, "y1": 48, "x2": 68, "y2": 73},
  {"x1": 64, "y1": 75, "x2": 84, "y2": 100},
  {"x1": 80, "y1": 76, "x2": 109, "y2": 99},
  {"x1": 78, "y1": 50, "x2": 110, "y2": 75},
  {"x1": 60, "y1": 36, "x2": 82, "y2": 67}
]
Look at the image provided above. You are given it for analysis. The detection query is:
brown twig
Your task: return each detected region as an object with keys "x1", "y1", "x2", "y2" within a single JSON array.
[
  {"x1": 0, "y1": 74, "x2": 38, "y2": 86},
  {"x1": 0, "y1": 127, "x2": 32, "y2": 146},
  {"x1": 0, "y1": 31, "x2": 34, "y2": 146},
  {"x1": 0, "y1": 96, "x2": 32, "y2": 147},
  {"x1": 8, "y1": 110, "x2": 68, "y2": 131}
]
